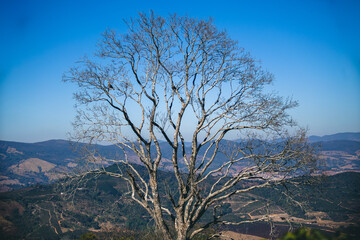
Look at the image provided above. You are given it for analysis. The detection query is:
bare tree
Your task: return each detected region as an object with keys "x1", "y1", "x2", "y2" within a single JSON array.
[{"x1": 64, "y1": 12, "x2": 317, "y2": 240}]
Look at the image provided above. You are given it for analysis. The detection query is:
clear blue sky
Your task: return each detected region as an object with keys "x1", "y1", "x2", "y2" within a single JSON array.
[{"x1": 1, "y1": 0, "x2": 359, "y2": 142}]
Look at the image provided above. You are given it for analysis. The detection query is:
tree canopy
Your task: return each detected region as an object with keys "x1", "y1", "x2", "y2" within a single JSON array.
[{"x1": 64, "y1": 12, "x2": 318, "y2": 240}]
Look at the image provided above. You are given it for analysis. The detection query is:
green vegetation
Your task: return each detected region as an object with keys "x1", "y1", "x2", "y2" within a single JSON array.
[
  {"x1": 78, "y1": 232, "x2": 98, "y2": 240},
  {"x1": 278, "y1": 225, "x2": 360, "y2": 240}
]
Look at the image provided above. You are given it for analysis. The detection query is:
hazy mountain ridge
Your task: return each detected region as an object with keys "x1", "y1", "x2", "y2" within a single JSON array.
[
  {"x1": 0, "y1": 132, "x2": 359, "y2": 192},
  {"x1": 308, "y1": 132, "x2": 360, "y2": 142},
  {"x1": 0, "y1": 140, "x2": 136, "y2": 191},
  {"x1": 0, "y1": 140, "x2": 79, "y2": 192}
]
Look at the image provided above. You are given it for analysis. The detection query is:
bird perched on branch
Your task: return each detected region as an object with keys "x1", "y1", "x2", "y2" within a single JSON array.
[{"x1": 108, "y1": 82, "x2": 114, "y2": 90}]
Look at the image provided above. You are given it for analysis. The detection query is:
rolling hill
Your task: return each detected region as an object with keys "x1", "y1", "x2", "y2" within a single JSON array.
[
  {"x1": 308, "y1": 132, "x2": 360, "y2": 142},
  {"x1": 1, "y1": 132, "x2": 359, "y2": 192}
]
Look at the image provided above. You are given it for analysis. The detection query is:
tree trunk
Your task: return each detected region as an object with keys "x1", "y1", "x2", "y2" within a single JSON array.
[
  {"x1": 176, "y1": 231, "x2": 187, "y2": 240},
  {"x1": 150, "y1": 173, "x2": 173, "y2": 240},
  {"x1": 175, "y1": 213, "x2": 189, "y2": 240}
]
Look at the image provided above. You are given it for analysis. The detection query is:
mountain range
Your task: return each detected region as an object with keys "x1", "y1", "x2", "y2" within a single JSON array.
[
  {"x1": 1, "y1": 132, "x2": 359, "y2": 192},
  {"x1": 0, "y1": 132, "x2": 359, "y2": 239},
  {"x1": 308, "y1": 132, "x2": 360, "y2": 142}
]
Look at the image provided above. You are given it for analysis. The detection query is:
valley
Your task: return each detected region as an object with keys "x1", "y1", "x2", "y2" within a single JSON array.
[
  {"x1": 0, "y1": 132, "x2": 359, "y2": 239},
  {"x1": 1, "y1": 133, "x2": 360, "y2": 192},
  {"x1": 0, "y1": 170, "x2": 359, "y2": 239}
]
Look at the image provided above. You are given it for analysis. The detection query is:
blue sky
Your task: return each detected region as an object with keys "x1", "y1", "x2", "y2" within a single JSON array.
[{"x1": 0, "y1": 0, "x2": 359, "y2": 142}]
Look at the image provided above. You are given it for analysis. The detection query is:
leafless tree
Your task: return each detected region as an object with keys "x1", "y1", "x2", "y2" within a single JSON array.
[{"x1": 64, "y1": 12, "x2": 317, "y2": 240}]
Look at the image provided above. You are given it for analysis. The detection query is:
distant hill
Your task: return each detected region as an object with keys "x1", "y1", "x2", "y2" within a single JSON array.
[
  {"x1": 319, "y1": 140, "x2": 360, "y2": 155},
  {"x1": 1, "y1": 133, "x2": 360, "y2": 192},
  {"x1": 309, "y1": 132, "x2": 360, "y2": 142},
  {"x1": 0, "y1": 140, "x2": 127, "y2": 192},
  {"x1": 0, "y1": 139, "x2": 242, "y2": 191}
]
